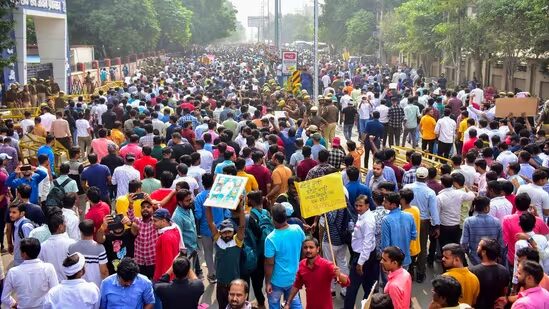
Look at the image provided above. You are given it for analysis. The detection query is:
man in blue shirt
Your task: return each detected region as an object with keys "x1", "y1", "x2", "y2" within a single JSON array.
[
  {"x1": 364, "y1": 111, "x2": 384, "y2": 167},
  {"x1": 345, "y1": 166, "x2": 374, "y2": 216},
  {"x1": 364, "y1": 151, "x2": 398, "y2": 192},
  {"x1": 36, "y1": 135, "x2": 55, "y2": 175},
  {"x1": 381, "y1": 191, "x2": 417, "y2": 268},
  {"x1": 171, "y1": 189, "x2": 201, "y2": 278},
  {"x1": 6, "y1": 165, "x2": 47, "y2": 205},
  {"x1": 214, "y1": 150, "x2": 235, "y2": 175},
  {"x1": 403, "y1": 167, "x2": 440, "y2": 283},
  {"x1": 100, "y1": 257, "x2": 155, "y2": 309},
  {"x1": 265, "y1": 203, "x2": 305, "y2": 309}
]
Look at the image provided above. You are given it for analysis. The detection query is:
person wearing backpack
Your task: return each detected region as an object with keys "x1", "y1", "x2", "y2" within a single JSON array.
[
  {"x1": 9, "y1": 202, "x2": 37, "y2": 266},
  {"x1": 46, "y1": 163, "x2": 78, "y2": 209},
  {"x1": 205, "y1": 199, "x2": 246, "y2": 309},
  {"x1": 242, "y1": 190, "x2": 274, "y2": 308}
]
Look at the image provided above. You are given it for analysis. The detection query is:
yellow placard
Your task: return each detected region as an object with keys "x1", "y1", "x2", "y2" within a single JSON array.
[{"x1": 296, "y1": 173, "x2": 347, "y2": 218}]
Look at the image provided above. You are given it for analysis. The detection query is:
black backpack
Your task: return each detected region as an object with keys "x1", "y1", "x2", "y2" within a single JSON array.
[
  {"x1": 16, "y1": 217, "x2": 39, "y2": 240},
  {"x1": 45, "y1": 178, "x2": 71, "y2": 207}
]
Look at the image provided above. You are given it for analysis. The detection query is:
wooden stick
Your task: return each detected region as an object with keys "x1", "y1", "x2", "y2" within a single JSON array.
[{"x1": 323, "y1": 213, "x2": 336, "y2": 265}]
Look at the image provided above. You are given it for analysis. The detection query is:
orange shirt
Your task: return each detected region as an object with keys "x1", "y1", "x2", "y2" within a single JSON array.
[
  {"x1": 272, "y1": 164, "x2": 292, "y2": 195},
  {"x1": 32, "y1": 124, "x2": 47, "y2": 137},
  {"x1": 419, "y1": 115, "x2": 437, "y2": 140},
  {"x1": 349, "y1": 148, "x2": 364, "y2": 169}
]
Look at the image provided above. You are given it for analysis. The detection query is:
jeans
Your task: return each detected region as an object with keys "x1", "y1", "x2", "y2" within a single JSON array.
[
  {"x1": 363, "y1": 138, "x2": 380, "y2": 168},
  {"x1": 217, "y1": 283, "x2": 230, "y2": 309},
  {"x1": 268, "y1": 284, "x2": 302, "y2": 309},
  {"x1": 358, "y1": 119, "x2": 369, "y2": 137},
  {"x1": 200, "y1": 236, "x2": 215, "y2": 276},
  {"x1": 402, "y1": 127, "x2": 418, "y2": 148},
  {"x1": 343, "y1": 124, "x2": 354, "y2": 141},
  {"x1": 386, "y1": 126, "x2": 402, "y2": 147},
  {"x1": 78, "y1": 136, "x2": 92, "y2": 157},
  {"x1": 344, "y1": 253, "x2": 379, "y2": 309},
  {"x1": 322, "y1": 242, "x2": 348, "y2": 292}
]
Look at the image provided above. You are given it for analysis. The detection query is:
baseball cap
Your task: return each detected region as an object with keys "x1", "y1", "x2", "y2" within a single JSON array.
[
  {"x1": 307, "y1": 125, "x2": 318, "y2": 132},
  {"x1": 281, "y1": 202, "x2": 294, "y2": 217},
  {"x1": 153, "y1": 208, "x2": 171, "y2": 221},
  {"x1": 218, "y1": 219, "x2": 235, "y2": 233},
  {"x1": 0, "y1": 153, "x2": 13, "y2": 160},
  {"x1": 310, "y1": 106, "x2": 318, "y2": 112},
  {"x1": 416, "y1": 167, "x2": 429, "y2": 179},
  {"x1": 125, "y1": 154, "x2": 136, "y2": 162},
  {"x1": 332, "y1": 137, "x2": 341, "y2": 147}
]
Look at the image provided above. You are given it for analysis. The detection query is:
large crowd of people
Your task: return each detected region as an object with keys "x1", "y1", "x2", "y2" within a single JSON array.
[{"x1": 0, "y1": 45, "x2": 548, "y2": 309}]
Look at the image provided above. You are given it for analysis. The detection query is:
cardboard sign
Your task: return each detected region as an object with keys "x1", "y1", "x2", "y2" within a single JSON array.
[
  {"x1": 204, "y1": 175, "x2": 247, "y2": 209},
  {"x1": 495, "y1": 97, "x2": 539, "y2": 118},
  {"x1": 295, "y1": 173, "x2": 347, "y2": 218}
]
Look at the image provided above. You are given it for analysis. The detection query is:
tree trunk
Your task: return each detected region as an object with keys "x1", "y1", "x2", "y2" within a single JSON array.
[{"x1": 473, "y1": 55, "x2": 483, "y2": 84}]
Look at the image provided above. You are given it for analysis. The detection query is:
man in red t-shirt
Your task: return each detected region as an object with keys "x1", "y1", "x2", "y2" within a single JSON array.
[
  {"x1": 245, "y1": 151, "x2": 272, "y2": 197},
  {"x1": 84, "y1": 187, "x2": 111, "y2": 235},
  {"x1": 133, "y1": 146, "x2": 158, "y2": 179},
  {"x1": 462, "y1": 128, "x2": 478, "y2": 155},
  {"x1": 150, "y1": 172, "x2": 177, "y2": 214},
  {"x1": 152, "y1": 208, "x2": 184, "y2": 281}
]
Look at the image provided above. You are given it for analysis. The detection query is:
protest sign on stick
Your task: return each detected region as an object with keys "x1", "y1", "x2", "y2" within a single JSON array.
[{"x1": 204, "y1": 174, "x2": 247, "y2": 210}]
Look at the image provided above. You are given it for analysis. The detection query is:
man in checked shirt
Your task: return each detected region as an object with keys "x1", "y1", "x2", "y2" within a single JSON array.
[{"x1": 128, "y1": 199, "x2": 158, "y2": 279}]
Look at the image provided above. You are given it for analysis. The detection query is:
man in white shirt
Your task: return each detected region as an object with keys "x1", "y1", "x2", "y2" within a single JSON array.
[
  {"x1": 434, "y1": 109, "x2": 457, "y2": 158},
  {"x1": 171, "y1": 163, "x2": 199, "y2": 196},
  {"x1": 39, "y1": 211, "x2": 77, "y2": 280},
  {"x1": 196, "y1": 140, "x2": 214, "y2": 171},
  {"x1": 344, "y1": 195, "x2": 377, "y2": 309},
  {"x1": 1, "y1": 238, "x2": 59, "y2": 308},
  {"x1": 321, "y1": 73, "x2": 331, "y2": 89},
  {"x1": 43, "y1": 252, "x2": 100, "y2": 309},
  {"x1": 513, "y1": 213, "x2": 549, "y2": 284},
  {"x1": 112, "y1": 154, "x2": 141, "y2": 198},
  {"x1": 20, "y1": 111, "x2": 34, "y2": 134},
  {"x1": 487, "y1": 180, "x2": 513, "y2": 221},
  {"x1": 516, "y1": 170, "x2": 549, "y2": 218},
  {"x1": 471, "y1": 84, "x2": 484, "y2": 106},
  {"x1": 436, "y1": 175, "x2": 475, "y2": 249},
  {"x1": 340, "y1": 90, "x2": 352, "y2": 111},
  {"x1": 62, "y1": 195, "x2": 81, "y2": 240},
  {"x1": 496, "y1": 142, "x2": 518, "y2": 170},
  {"x1": 40, "y1": 106, "x2": 56, "y2": 132}
]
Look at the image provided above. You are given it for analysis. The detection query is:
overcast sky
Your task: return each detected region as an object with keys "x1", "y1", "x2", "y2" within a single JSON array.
[{"x1": 230, "y1": 0, "x2": 317, "y2": 40}]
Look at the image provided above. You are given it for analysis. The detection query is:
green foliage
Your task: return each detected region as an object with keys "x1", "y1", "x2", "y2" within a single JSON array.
[
  {"x1": 182, "y1": 0, "x2": 237, "y2": 45},
  {"x1": 345, "y1": 10, "x2": 376, "y2": 54},
  {"x1": 0, "y1": 0, "x2": 16, "y2": 69},
  {"x1": 154, "y1": 0, "x2": 192, "y2": 49},
  {"x1": 67, "y1": 0, "x2": 237, "y2": 56}
]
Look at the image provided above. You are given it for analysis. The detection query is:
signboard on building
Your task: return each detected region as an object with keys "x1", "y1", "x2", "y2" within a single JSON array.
[
  {"x1": 281, "y1": 51, "x2": 298, "y2": 76},
  {"x1": 16, "y1": 0, "x2": 66, "y2": 13}
]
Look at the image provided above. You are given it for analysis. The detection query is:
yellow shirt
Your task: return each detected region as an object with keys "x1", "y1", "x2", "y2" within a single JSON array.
[
  {"x1": 110, "y1": 128, "x2": 125, "y2": 146},
  {"x1": 236, "y1": 171, "x2": 259, "y2": 193},
  {"x1": 403, "y1": 206, "x2": 421, "y2": 256},
  {"x1": 444, "y1": 268, "x2": 480, "y2": 306},
  {"x1": 272, "y1": 165, "x2": 292, "y2": 195},
  {"x1": 115, "y1": 195, "x2": 143, "y2": 220},
  {"x1": 419, "y1": 115, "x2": 437, "y2": 140},
  {"x1": 458, "y1": 117, "x2": 469, "y2": 142}
]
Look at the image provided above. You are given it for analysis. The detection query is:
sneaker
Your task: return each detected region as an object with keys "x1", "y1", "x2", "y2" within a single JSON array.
[
  {"x1": 331, "y1": 291, "x2": 336, "y2": 297},
  {"x1": 207, "y1": 274, "x2": 217, "y2": 284}
]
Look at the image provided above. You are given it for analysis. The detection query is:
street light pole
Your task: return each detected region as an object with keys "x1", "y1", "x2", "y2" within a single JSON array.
[
  {"x1": 274, "y1": 0, "x2": 281, "y2": 54},
  {"x1": 313, "y1": 0, "x2": 319, "y2": 104}
]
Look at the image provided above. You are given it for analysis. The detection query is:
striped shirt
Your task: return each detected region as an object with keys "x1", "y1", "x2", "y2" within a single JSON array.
[
  {"x1": 460, "y1": 214, "x2": 503, "y2": 265},
  {"x1": 68, "y1": 239, "x2": 108, "y2": 287}
]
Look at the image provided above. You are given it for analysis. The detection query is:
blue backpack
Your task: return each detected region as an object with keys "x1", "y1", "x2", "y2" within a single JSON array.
[{"x1": 250, "y1": 208, "x2": 275, "y2": 254}]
